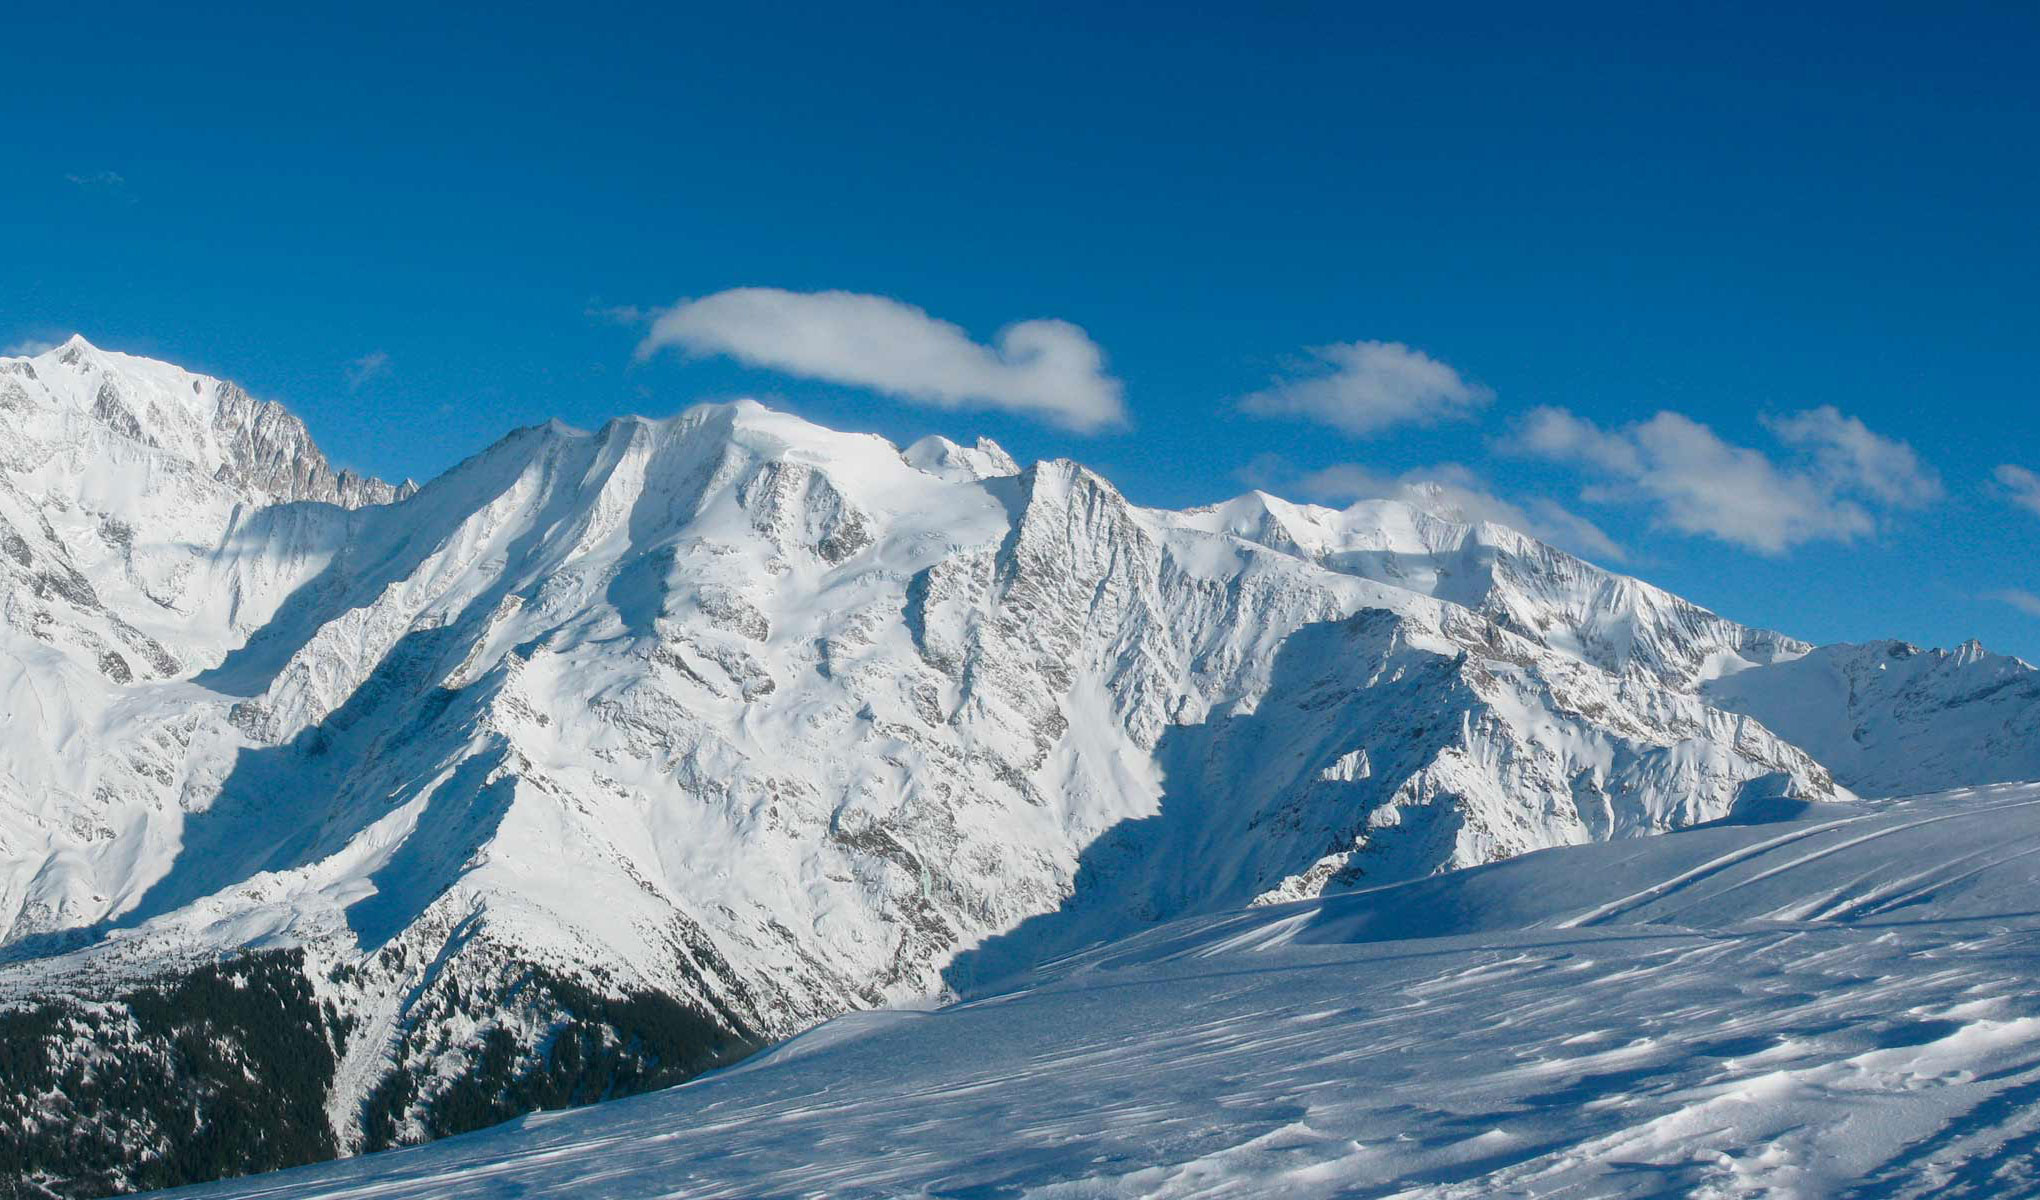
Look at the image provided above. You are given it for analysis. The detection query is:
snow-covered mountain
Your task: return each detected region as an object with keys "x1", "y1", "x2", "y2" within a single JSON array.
[
  {"x1": 159, "y1": 781, "x2": 2040, "y2": 1199},
  {"x1": 0, "y1": 338, "x2": 407, "y2": 939},
  {"x1": 0, "y1": 338, "x2": 2032, "y2": 1195},
  {"x1": 1704, "y1": 638, "x2": 2040, "y2": 795}
]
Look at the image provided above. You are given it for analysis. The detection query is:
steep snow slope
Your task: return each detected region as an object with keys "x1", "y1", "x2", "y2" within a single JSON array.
[
  {"x1": 161, "y1": 782, "x2": 2040, "y2": 1199},
  {"x1": 0, "y1": 340, "x2": 2031, "y2": 1189}
]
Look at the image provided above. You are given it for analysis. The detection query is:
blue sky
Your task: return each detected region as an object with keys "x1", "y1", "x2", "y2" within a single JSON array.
[{"x1": 6, "y1": 2, "x2": 2039, "y2": 659}]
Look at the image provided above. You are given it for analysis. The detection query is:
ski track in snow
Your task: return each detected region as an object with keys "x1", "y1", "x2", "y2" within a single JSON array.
[{"x1": 163, "y1": 783, "x2": 2040, "y2": 1199}]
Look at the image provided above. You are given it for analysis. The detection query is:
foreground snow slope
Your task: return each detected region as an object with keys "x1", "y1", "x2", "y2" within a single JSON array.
[{"x1": 166, "y1": 781, "x2": 2040, "y2": 1199}]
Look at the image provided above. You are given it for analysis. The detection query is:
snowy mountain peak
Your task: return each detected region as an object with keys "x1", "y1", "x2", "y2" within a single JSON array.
[
  {"x1": 45, "y1": 331, "x2": 101, "y2": 365},
  {"x1": 1951, "y1": 637, "x2": 2000, "y2": 666},
  {"x1": 6, "y1": 335, "x2": 408, "y2": 511},
  {"x1": 902, "y1": 433, "x2": 1022, "y2": 482}
]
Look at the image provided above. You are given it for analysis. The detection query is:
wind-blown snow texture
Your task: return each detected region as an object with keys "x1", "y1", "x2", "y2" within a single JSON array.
[
  {"x1": 2, "y1": 339, "x2": 2036, "y2": 1182},
  {"x1": 166, "y1": 782, "x2": 2040, "y2": 1198}
]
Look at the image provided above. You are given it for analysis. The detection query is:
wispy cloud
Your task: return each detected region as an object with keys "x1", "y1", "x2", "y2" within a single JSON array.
[
  {"x1": 64, "y1": 170, "x2": 134, "y2": 203},
  {"x1": 586, "y1": 302, "x2": 649, "y2": 326},
  {"x1": 1995, "y1": 464, "x2": 2040, "y2": 517},
  {"x1": 4, "y1": 338, "x2": 58, "y2": 357},
  {"x1": 1992, "y1": 588, "x2": 2040, "y2": 618},
  {"x1": 1242, "y1": 455, "x2": 1624, "y2": 563},
  {"x1": 1238, "y1": 341, "x2": 1491, "y2": 436},
  {"x1": 346, "y1": 350, "x2": 391, "y2": 390},
  {"x1": 636, "y1": 287, "x2": 1126, "y2": 433},
  {"x1": 1510, "y1": 407, "x2": 1938, "y2": 555},
  {"x1": 1763, "y1": 406, "x2": 1942, "y2": 507}
]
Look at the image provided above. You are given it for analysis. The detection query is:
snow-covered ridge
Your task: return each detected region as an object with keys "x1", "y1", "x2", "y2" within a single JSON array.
[
  {"x1": 0, "y1": 341, "x2": 2033, "y2": 1190},
  {"x1": 1704, "y1": 637, "x2": 2040, "y2": 795}
]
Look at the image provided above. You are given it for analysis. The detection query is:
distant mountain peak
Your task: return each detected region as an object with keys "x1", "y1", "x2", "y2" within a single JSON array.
[
  {"x1": 24, "y1": 332, "x2": 102, "y2": 367},
  {"x1": 7, "y1": 337, "x2": 409, "y2": 511}
]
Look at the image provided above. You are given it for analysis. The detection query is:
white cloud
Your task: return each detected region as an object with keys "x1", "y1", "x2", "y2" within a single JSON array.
[
  {"x1": 1763, "y1": 405, "x2": 1941, "y2": 507},
  {"x1": 4, "y1": 338, "x2": 58, "y2": 357},
  {"x1": 636, "y1": 288, "x2": 1126, "y2": 433},
  {"x1": 1513, "y1": 406, "x2": 1935, "y2": 555},
  {"x1": 1993, "y1": 588, "x2": 2040, "y2": 618},
  {"x1": 1995, "y1": 464, "x2": 2040, "y2": 517},
  {"x1": 346, "y1": 350, "x2": 391, "y2": 390},
  {"x1": 1238, "y1": 341, "x2": 1491, "y2": 436},
  {"x1": 1244, "y1": 455, "x2": 1624, "y2": 563}
]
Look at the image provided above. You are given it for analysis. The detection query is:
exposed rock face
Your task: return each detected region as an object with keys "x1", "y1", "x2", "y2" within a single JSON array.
[
  {"x1": 0, "y1": 339, "x2": 2027, "y2": 1194},
  {"x1": 208, "y1": 377, "x2": 414, "y2": 509}
]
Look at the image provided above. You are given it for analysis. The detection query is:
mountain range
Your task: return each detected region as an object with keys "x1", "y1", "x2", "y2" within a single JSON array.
[{"x1": 2, "y1": 336, "x2": 2035, "y2": 1197}]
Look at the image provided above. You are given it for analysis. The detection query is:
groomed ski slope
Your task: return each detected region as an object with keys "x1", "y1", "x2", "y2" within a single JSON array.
[{"x1": 166, "y1": 782, "x2": 2040, "y2": 1199}]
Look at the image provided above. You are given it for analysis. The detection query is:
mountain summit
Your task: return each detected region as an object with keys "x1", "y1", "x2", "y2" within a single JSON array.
[{"x1": 1, "y1": 342, "x2": 2034, "y2": 1195}]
